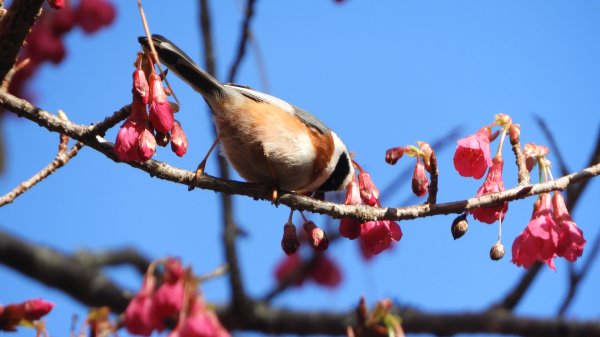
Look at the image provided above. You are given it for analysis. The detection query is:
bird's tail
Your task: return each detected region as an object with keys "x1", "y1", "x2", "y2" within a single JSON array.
[{"x1": 138, "y1": 34, "x2": 226, "y2": 101}]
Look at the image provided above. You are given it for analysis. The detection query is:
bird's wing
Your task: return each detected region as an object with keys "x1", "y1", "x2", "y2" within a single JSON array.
[{"x1": 225, "y1": 84, "x2": 330, "y2": 135}]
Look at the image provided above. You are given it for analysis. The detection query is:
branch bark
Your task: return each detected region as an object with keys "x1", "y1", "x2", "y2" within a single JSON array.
[
  {"x1": 0, "y1": 0, "x2": 45, "y2": 80},
  {"x1": 1, "y1": 90, "x2": 599, "y2": 222}
]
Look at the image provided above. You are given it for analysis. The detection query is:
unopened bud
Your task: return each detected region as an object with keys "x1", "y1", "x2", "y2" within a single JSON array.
[
  {"x1": 281, "y1": 224, "x2": 299, "y2": 255},
  {"x1": 451, "y1": 214, "x2": 468, "y2": 240},
  {"x1": 490, "y1": 242, "x2": 505, "y2": 260},
  {"x1": 358, "y1": 171, "x2": 379, "y2": 206},
  {"x1": 411, "y1": 160, "x2": 429, "y2": 197},
  {"x1": 384, "y1": 146, "x2": 404, "y2": 165},
  {"x1": 155, "y1": 131, "x2": 170, "y2": 147},
  {"x1": 303, "y1": 221, "x2": 329, "y2": 251},
  {"x1": 417, "y1": 141, "x2": 433, "y2": 170}
]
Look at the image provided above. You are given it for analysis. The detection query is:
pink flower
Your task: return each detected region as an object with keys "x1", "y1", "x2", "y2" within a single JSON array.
[
  {"x1": 137, "y1": 124, "x2": 156, "y2": 161},
  {"x1": 553, "y1": 192, "x2": 585, "y2": 262},
  {"x1": 171, "y1": 120, "x2": 188, "y2": 157},
  {"x1": 123, "y1": 276, "x2": 161, "y2": 336},
  {"x1": 358, "y1": 171, "x2": 379, "y2": 206},
  {"x1": 339, "y1": 217, "x2": 362, "y2": 240},
  {"x1": 511, "y1": 194, "x2": 560, "y2": 270},
  {"x1": 76, "y1": 0, "x2": 116, "y2": 34},
  {"x1": 303, "y1": 221, "x2": 329, "y2": 251},
  {"x1": 47, "y1": 0, "x2": 65, "y2": 9},
  {"x1": 339, "y1": 179, "x2": 362, "y2": 239},
  {"x1": 114, "y1": 119, "x2": 145, "y2": 162},
  {"x1": 149, "y1": 72, "x2": 174, "y2": 133},
  {"x1": 22, "y1": 298, "x2": 54, "y2": 321},
  {"x1": 360, "y1": 220, "x2": 402, "y2": 255},
  {"x1": 312, "y1": 255, "x2": 342, "y2": 288},
  {"x1": 453, "y1": 127, "x2": 493, "y2": 179},
  {"x1": 469, "y1": 155, "x2": 508, "y2": 224},
  {"x1": 180, "y1": 299, "x2": 230, "y2": 337},
  {"x1": 152, "y1": 279, "x2": 184, "y2": 320},
  {"x1": 411, "y1": 159, "x2": 429, "y2": 197},
  {"x1": 274, "y1": 254, "x2": 305, "y2": 287}
]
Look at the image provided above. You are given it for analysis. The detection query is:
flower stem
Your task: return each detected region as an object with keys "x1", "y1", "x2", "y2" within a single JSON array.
[{"x1": 496, "y1": 129, "x2": 507, "y2": 157}]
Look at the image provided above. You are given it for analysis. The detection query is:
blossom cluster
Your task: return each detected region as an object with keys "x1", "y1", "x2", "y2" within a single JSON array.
[
  {"x1": 453, "y1": 114, "x2": 585, "y2": 269},
  {"x1": 0, "y1": 298, "x2": 54, "y2": 332},
  {"x1": 274, "y1": 253, "x2": 342, "y2": 288},
  {"x1": 339, "y1": 168, "x2": 403, "y2": 256},
  {"x1": 114, "y1": 54, "x2": 188, "y2": 162},
  {"x1": 123, "y1": 258, "x2": 230, "y2": 337},
  {"x1": 8, "y1": 0, "x2": 115, "y2": 100},
  {"x1": 385, "y1": 141, "x2": 434, "y2": 197}
]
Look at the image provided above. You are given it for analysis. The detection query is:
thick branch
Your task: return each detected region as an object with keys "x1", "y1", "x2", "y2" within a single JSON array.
[
  {"x1": 1, "y1": 91, "x2": 599, "y2": 223},
  {"x1": 0, "y1": 0, "x2": 45, "y2": 80},
  {"x1": 0, "y1": 229, "x2": 132, "y2": 312}
]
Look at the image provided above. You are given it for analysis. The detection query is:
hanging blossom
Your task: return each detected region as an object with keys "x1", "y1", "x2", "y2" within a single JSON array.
[
  {"x1": 469, "y1": 154, "x2": 508, "y2": 224},
  {"x1": 511, "y1": 193, "x2": 560, "y2": 270},
  {"x1": 114, "y1": 54, "x2": 187, "y2": 162},
  {"x1": 511, "y1": 141, "x2": 586, "y2": 270},
  {"x1": 453, "y1": 127, "x2": 493, "y2": 179},
  {"x1": 338, "y1": 161, "x2": 403, "y2": 256},
  {"x1": 123, "y1": 258, "x2": 230, "y2": 337},
  {"x1": 274, "y1": 254, "x2": 342, "y2": 288}
]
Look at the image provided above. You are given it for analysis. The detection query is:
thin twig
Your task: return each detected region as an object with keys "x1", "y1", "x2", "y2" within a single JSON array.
[
  {"x1": 509, "y1": 125, "x2": 531, "y2": 185},
  {"x1": 534, "y1": 114, "x2": 570, "y2": 177},
  {"x1": 0, "y1": 142, "x2": 83, "y2": 207},
  {"x1": 557, "y1": 225, "x2": 600, "y2": 316},
  {"x1": 426, "y1": 151, "x2": 438, "y2": 204},
  {"x1": 226, "y1": 0, "x2": 257, "y2": 83}
]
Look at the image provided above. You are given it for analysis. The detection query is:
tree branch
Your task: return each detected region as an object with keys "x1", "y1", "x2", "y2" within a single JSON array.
[
  {"x1": 1, "y1": 90, "x2": 599, "y2": 223},
  {"x1": 226, "y1": 0, "x2": 257, "y2": 84},
  {"x1": 0, "y1": 229, "x2": 133, "y2": 312},
  {"x1": 3, "y1": 226, "x2": 600, "y2": 337},
  {"x1": 0, "y1": 0, "x2": 45, "y2": 81},
  {"x1": 0, "y1": 142, "x2": 83, "y2": 207}
]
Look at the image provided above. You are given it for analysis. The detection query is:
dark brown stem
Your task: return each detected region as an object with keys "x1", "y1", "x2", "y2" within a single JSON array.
[
  {"x1": 426, "y1": 151, "x2": 438, "y2": 204},
  {"x1": 226, "y1": 0, "x2": 257, "y2": 84},
  {"x1": 199, "y1": 0, "x2": 247, "y2": 311},
  {"x1": 0, "y1": 0, "x2": 45, "y2": 81},
  {"x1": 509, "y1": 127, "x2": 531, "y2": 185}
]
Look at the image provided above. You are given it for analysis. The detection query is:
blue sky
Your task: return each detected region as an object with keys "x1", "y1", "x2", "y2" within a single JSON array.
[{"x1": 1, "y1": 1, "x2": 599, "y2": 337}]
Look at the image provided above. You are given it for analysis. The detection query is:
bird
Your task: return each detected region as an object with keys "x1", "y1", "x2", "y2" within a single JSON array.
[{"x1": 139, "y1": 34, "x2": 354, "y2": 193}]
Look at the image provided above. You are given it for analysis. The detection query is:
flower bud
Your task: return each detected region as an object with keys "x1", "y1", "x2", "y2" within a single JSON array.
[
  {"x1": 490, "y1": 242, "x2": 505, "y2": 260},
  {"x1": 303, "y1": 221, "x2": 329, "y2": 251},
  {"x1": 155, "y1": 131, "x2": 170, "y2": 147},
  {"x1": 170, "y1": 120, "x2": 188, "y2": 157},
  {"x1": 384, "y1": 146, "x2": 404, "y2": 165},
  {"x1": 281, "y1": 224, "x2": 300, "y2": 255},
  {"x1": 417, "y1": 141, "x2": 433, "y2": 171},
  {"x1": 133, "y1": 68, "x2": 150, "y2": 104},
  {"x1": 411, "y1": 159, "x2": 429, "y2": 197},
  {"x1": 47, "y1": 0, "x2": 65, "y2": 9},
  {"x1": 451, "y1": 214, "x2": 468, "y2": 240},
  {"x1": 358, "y1": 171, "x2": 379, "y2": 206}
]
